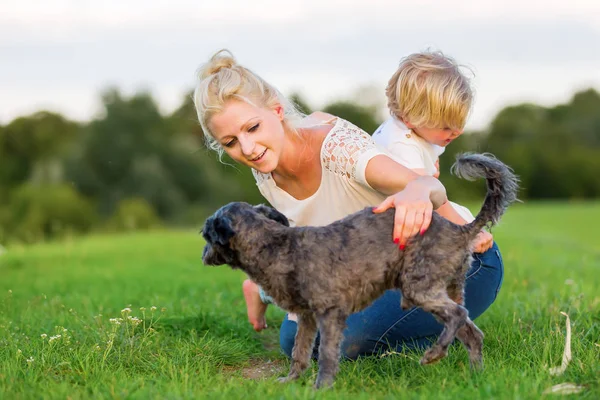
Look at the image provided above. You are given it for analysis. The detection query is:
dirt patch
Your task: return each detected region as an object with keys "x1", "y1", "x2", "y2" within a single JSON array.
[{"x1": 240, "y1": 359, "x2": 287, "y2": 380}]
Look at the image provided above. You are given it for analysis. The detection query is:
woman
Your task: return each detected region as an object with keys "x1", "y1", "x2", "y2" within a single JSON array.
[{"x1": 194, "y1": 50, "x2": 503, "y2": 359}]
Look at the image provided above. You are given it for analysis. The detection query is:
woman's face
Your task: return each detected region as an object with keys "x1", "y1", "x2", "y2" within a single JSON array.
[{"x1": 209, "y1": 100, "x2": 286, "y2": 173}]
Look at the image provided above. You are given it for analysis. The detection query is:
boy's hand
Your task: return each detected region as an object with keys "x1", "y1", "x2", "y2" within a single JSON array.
[
  {"x1": 433, "y1": 159, "x2": 440, "y2": 179},
  {"x1": 472, "y1": 231, "x2": 493, "y2": 253}
]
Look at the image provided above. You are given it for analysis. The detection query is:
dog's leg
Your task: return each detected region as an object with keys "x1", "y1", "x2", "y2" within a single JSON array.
[
  {"x1": 314, "y1": 309, "x2": 347, "y2": 389},
  {"x1": 447, "y1": 277, "x2": 484, "y2": 369},
  {"x1": 455, "y1": 318, "x2": 484, "y2": 370},
  {"x1": 278, "y1": 313, "x2": 318, "y2": 383},
  {"x1": 409, "y1": 292, "x2": 468, "y2": 365}
]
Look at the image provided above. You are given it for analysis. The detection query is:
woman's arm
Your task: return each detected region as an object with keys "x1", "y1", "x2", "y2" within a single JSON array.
[{"x1": 366, "y1": 154, "x2": 448, "y2": 248}]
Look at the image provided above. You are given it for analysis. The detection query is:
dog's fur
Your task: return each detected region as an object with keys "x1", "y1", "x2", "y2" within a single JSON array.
[{"x1": 201, "y1": 153, "x2": 518, "y2": 388}]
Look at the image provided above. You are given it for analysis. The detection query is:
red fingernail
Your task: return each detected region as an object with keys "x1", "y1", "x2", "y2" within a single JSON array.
[
  {"x1": 372, "y1": 207, "x2": 378, "y2": 212},
  {"x1": 400, "y1": 244, "x2": 406, "y2": 250},
  {"x1": 420, "y1": 229, "x2": 426, "y2": 236},
  {"x1": 393, "y1": 238, "x2": 399, "y2": 244}
]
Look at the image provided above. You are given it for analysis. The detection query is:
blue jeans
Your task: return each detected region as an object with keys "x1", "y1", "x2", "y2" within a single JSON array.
[{"x1": 279, "y1": 242, "x2": 504, "y2": 360}]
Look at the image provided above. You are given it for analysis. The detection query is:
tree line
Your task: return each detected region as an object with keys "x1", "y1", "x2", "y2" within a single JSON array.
[{"x1": 1, "y1": 87, "x2": 599, "y2": 243}]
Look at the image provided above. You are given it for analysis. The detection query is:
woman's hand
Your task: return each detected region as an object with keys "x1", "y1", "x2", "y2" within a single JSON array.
[{"x1": 373, "y1": 180, "x2": 434, "y2": 249}]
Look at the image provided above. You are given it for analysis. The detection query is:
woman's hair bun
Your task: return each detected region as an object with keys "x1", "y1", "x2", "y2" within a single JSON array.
[{"x1": 200, "y1": 49, "x2": 237, "y2": 79}]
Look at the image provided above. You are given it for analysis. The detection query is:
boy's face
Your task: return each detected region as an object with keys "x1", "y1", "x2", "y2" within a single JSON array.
[{"x1": 404, "y1": 120, "x2": 464, "y2": 147}]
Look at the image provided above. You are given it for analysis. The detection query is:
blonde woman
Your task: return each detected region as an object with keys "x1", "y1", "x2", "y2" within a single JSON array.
[{"x1": 194, "y1": 50, "x2": 502, "y2": 359}]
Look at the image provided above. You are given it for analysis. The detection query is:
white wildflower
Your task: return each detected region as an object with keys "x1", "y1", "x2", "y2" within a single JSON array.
[
  {"x1": 17, "y1": 349, "x2": 22, "y2": 355},
  {"x1": 49, "y1": 335, "x2": 62, "y2": 343},
  {"x1": 139, "y1": 307, "x2": 146, "y2": 312},
  {"x1": 109, "y1": 318, "x2": 122, "y2": 325},
  {"x1": 121, "y1": 307, "x2": 131, "y2": 314},
  {"x1": 41, "y1": 334, "x2": 47, "y2": 339},
  {"x1": 150, "y1": 306, "x2": 157, "y2": 312},
  {"x1": 26, "y1": 357, "x2": 34, "y2": 364}
]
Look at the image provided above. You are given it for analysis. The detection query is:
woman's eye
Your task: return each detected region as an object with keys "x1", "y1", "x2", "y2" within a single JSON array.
[
  {"x1": 224, "y1": 138, "x2": 237, "y2": 147},
  {"x1": 248, "y1": 123, "x2": 260, "y2": 133}
]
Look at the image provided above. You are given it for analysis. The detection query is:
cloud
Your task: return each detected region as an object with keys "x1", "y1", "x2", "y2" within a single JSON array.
[{"x1": 1, "y1": 0, "x2": 599, "y2": 127}]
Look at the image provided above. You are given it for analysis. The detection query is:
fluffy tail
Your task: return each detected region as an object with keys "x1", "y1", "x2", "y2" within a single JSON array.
[{"x1": 451, "y1": 153, "x2": 519, "y2": 235}]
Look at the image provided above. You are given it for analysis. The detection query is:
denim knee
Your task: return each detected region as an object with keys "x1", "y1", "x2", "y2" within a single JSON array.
[
  {"x1": 279, "y1": 317, "x2": 297, "y2": 358},
  {"x1": 339, "y1": 332, "x2": 379, "y2": 360}
]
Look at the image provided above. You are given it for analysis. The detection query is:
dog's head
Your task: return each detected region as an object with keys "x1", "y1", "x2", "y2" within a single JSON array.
[{"x1": 201, "y1": 202, "x2": 289, "y2": 267}]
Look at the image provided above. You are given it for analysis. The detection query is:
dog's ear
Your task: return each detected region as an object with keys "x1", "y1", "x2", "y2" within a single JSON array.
[
  {"x1": 204, "y1": 215, "x2": 236, "y2": 246},
  {"x1": 253, "y1": 204, "x2": 290, "y2": 227}
]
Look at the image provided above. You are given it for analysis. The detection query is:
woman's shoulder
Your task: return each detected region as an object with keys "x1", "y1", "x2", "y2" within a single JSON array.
[
  {"x1": 320, "y1": 117, "x2": 383, "y2": 181},
  {"x1": 303, "y1": 111, "x2": 337, "y2": 126}
]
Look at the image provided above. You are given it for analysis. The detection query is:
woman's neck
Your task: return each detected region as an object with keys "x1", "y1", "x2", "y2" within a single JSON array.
[{"x1": 272, "y1": 126, "x2": 320, "y2": 181}]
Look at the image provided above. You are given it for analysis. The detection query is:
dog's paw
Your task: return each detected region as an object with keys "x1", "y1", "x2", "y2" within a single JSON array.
[
  {"x1": 469, "y1": 354, "x2": 484, "y2": 371},
  {"x1": 313, "y1": 376, "x2": 334, "y2": 390},
  {"x1": 420, "y1": 346, "x2": 447, "y2": 365}
]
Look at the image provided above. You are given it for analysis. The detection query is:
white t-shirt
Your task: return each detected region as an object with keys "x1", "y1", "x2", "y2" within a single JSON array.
[
  {"x1": 252, "y1": 118, "x2": 387, "y2": 227},
  {"x1": 373, "y1": 117, "x2": 475, "y2": 223}
]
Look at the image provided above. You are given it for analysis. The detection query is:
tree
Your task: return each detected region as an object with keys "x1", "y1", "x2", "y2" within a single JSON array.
[
  {"x1": 65, "y1": 88, "x2": 205, "y2": 218},
  {"x1": 0, "y1": 111, "x2": 79, "y2": 188},
  {"x1": 323, "y1": 101, "x2": 381, "y2": 134}
]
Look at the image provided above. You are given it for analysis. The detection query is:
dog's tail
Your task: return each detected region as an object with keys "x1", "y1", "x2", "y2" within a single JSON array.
[{"x1": 451, "y1": 153, "x2": 519, "y2": 236}]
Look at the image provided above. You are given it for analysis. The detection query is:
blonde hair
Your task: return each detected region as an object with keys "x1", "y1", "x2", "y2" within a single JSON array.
[
  {"x1": 194, "y1": 49, "x2": 304, "y2": 156},
  {"x1": 386, "y1": 51, "x2": 474, "y2": 130}
]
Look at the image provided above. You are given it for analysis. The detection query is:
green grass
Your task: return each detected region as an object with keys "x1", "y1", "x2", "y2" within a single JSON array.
[{"x1": 1, "y1": 202, "x2": 599, "y2": 399}]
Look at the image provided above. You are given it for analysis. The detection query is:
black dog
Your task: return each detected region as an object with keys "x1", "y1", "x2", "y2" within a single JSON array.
[{"x1": 202, "y1": 153, "x2": 518, "y2": 388}]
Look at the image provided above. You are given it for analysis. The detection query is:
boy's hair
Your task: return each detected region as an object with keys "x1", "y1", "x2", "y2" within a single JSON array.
[{"x1": 386, "y1": 50, "x2": 474, "y2": 130}]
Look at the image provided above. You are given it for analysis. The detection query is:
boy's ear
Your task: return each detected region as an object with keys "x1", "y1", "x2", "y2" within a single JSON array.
[{"x1": 402, "y1": 118, "x2": 416, "y2": 129}]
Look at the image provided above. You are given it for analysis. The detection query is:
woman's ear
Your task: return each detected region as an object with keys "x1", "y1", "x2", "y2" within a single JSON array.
[{"x1": 273, "y1": 104, "x2": 284, "y2": 120}]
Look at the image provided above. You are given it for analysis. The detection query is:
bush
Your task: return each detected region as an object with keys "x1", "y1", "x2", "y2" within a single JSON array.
[
  {"x1": 5, "y1": 184, "x2": 97, "y2": 243},
  {"x1": 105, "y1": 198, "x2": 161, "y2": 232}
]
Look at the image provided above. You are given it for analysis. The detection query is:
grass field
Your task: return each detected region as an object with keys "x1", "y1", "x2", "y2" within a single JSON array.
[{"x1": 1, "y1": 202, "x2": 599, "y2": 399}]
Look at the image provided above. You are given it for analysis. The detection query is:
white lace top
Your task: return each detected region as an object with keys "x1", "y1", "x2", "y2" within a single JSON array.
[{"x1": 252, "y1": 118, "x2": 388, "y2": 227}]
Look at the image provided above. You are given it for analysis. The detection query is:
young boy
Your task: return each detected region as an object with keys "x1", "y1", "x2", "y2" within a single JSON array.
[{"x1": 373, "y1": 50, "x2": 493, "y2": 253}]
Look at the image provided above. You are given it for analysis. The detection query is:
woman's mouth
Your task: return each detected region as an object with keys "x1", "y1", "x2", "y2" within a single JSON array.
[{"x1": 250, "y1": 149, "x2": 267, "y2": 162}]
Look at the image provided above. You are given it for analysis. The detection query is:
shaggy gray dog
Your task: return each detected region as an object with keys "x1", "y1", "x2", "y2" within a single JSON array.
[{"x1": 201, "y1": 153, "x2": 518, "y2": 388}]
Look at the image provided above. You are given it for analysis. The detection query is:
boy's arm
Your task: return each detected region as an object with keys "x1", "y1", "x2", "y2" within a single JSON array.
[
  {"x1": 435, "y1": 201, "x2": 469, "y2": 225},
  {"x1": 407, "y1": 163, "x2": 468, "y2": 225}
]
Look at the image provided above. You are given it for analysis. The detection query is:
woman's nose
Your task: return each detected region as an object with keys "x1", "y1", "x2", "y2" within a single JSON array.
[{"x1": 239, "y1": 135, "x2": 255, "y2": 156}]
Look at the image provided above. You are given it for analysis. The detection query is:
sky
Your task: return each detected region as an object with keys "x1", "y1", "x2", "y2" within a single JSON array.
[{"x1": 1, "y1": 0, "x2": 600, "y2": 130}]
